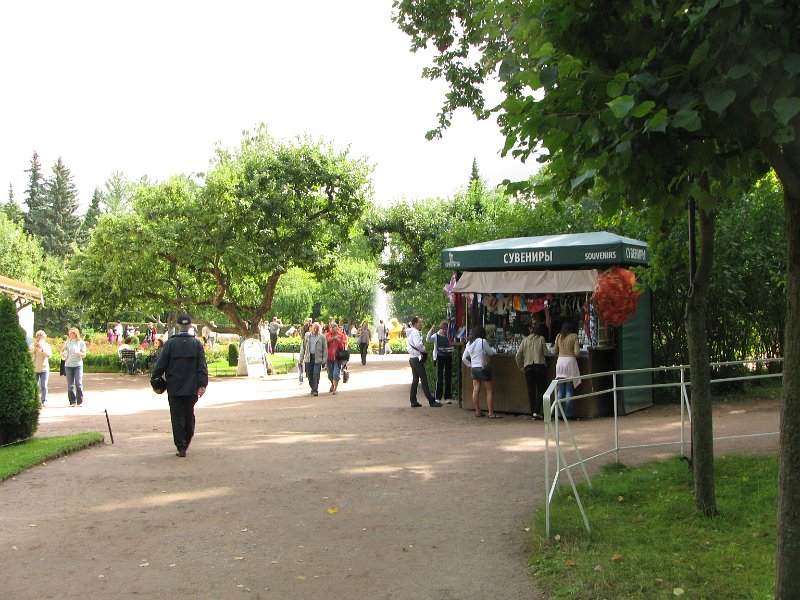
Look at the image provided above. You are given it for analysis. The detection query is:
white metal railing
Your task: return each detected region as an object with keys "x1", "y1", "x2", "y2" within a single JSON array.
[{"x1": 543, "y1": 358, "x2": 783, "y2": 538}]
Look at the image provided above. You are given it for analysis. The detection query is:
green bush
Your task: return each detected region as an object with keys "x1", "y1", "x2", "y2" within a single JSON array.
[
  {"x1": 388, "y1": 339, "x2": 407, "y2": 354},
  {"x1": 228, "y1": 342, "x2": 239, "y2": 366},
  {"x1": 205, "y1": 346, "x2": 228, "y2": 363},
  {"x1": 0, "y1": 296, "x2": 40, "y2": 444},
  {"x1": 275, "y1": 336, "x2": 302, "y2": 353}
]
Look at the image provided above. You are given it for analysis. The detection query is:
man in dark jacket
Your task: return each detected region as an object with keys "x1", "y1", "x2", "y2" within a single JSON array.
[{"x1": 151, "y1": 314, "x2": 208, "y2": 457}]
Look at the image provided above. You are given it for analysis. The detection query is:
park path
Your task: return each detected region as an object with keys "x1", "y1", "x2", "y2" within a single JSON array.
[{"x1": 0, "y1": 354, "x2": 779, "y2": 599}]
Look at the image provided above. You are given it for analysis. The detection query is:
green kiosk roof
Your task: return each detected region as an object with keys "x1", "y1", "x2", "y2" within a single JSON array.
[{"x1": 442, "y1": 231, "x2": 649, "y2": 270}]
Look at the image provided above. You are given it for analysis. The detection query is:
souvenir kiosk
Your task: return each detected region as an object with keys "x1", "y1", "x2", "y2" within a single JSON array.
[{"x1": 442, "y1": 232, "x2": 653, "y2": 417}]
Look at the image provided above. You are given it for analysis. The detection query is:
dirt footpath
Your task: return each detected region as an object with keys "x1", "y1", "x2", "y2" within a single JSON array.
[{"x1": 0, "y1": 355, "x2": 780, "y2": 599}]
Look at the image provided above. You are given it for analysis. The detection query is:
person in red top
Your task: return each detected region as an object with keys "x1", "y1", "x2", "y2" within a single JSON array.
[{"x1": 325, "y1": 322, "x2": 349, "y2": 395}]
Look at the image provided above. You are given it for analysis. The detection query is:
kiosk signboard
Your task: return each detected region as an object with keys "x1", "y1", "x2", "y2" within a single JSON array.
[{"x1": 442, "y1": 232, "x2": 649, "y2": 270}]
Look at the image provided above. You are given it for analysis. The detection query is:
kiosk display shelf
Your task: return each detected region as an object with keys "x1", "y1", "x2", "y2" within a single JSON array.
[{"x1": 443, "y1": 232, "x2": 653, "y2": 417}]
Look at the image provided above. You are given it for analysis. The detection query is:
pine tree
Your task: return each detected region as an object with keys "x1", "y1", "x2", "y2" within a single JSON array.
[
  {"x1": 39, "y1": 157, "x2": 81, "y2": 257},
  {"x1": 23, "y1": 151, "x2": 47, "y2": 238},
  {"x1": 80, "y1": 187, "x2": 105, "y2": 239},
  {"x1": 468, "y1": 158, "x2": 484, "y2": 215},
  {"x1": 2, "y1": 184, "x2": 24, "y2": 226},
  {"x1": 469, "y1": 157, "x2": 481, "y2": 187}
]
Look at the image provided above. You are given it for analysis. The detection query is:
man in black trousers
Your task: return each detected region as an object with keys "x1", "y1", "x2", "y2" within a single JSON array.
[
  {"x1": 151, "y1": 314, "x2": 208, "y2": 457},
  {"x1": 405, "y1": 316, "x2": 442, "y2": 408}
]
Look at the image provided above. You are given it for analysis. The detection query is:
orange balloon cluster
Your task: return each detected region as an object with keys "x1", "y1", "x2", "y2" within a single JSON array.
[{"x1": 592, "y1": 267, "x2": 641, "y2": 327}]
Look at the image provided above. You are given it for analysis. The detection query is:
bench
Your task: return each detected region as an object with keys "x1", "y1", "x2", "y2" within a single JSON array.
[{"x1": 119, "y1": 349, "x2": 140, "y2": 375}]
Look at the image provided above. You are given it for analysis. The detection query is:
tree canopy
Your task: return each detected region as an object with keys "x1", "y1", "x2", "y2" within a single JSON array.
[
  {"x1": 0, "y1": 212, "x2": 45, "y2": 284},
  {"x1": 68, "y1": 126, "x2": 373, "y2": 336},
  {"x1": 317, "y1": 257, "x2": 379, "y2": 324}
]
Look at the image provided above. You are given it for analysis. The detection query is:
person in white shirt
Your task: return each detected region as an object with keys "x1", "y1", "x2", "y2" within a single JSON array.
[
  {"x1": 405, "y1": 316, "x2": 442, "y2": 408},
  {"x1": 462, "y1": 325, "x2": 498, "y2": 418},
  {"x1": 376, "y1": 319, "x2": 388, "y2": 354}
]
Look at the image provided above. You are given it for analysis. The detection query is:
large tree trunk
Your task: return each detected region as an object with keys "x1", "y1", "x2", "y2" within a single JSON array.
[
  {"x1": 684, "y1": 207, "x2": 717, "y2": 516},
  {"x1": 776, "y1": 173, "x2": 800, "y2": 599}
]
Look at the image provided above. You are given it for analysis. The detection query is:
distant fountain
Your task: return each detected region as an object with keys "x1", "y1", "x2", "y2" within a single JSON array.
[
  {"x1": 373, "y1": 240, "x2": 392, "y2": 325},
  {"x1": 373, "y1": 276, "x2": 390, "y2": 324}
]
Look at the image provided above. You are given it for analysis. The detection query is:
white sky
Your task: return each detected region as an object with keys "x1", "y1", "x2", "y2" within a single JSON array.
[{"x1": 0, "y1": 0, "x2": 536, "y2": 210}]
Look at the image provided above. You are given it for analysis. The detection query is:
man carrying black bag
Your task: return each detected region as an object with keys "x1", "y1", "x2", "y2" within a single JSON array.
[{"x1": 151, "y1": 314, "x2": 208, "y2": 457}]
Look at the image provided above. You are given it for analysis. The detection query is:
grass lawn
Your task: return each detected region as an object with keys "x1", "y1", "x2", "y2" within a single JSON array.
[
  {"x1": 0, "y1": 433, "x2": 104, "y2": 483},
  {"x1": 528, "y1": 456, "x2": 777, "y2": 599},
  {"x1": 207, "y1": 354, "x2": 297, "y2": 377}
]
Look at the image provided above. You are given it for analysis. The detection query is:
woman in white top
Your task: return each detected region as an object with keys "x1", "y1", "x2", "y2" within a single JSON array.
[
  {"x1": 462, "y1": 325, "x2": 498, "y2": 418},
  {"x1": 61, "y1": 327, "x2": 87, "y2": 407}
]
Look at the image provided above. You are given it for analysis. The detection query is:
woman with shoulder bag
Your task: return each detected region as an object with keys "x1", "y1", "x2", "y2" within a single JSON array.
[
  {"x1": 515, "y1": 322, "x2": 548, "y2": 419},
  {"x1": 462, "y1": 326, "x2": 498, "y2": 418},
  {"x1": 325, "y1": 323, "x2": 348, "y2": 395}
]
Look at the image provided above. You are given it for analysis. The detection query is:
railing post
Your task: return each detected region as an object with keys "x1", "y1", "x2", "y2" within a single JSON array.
[
  {"x1": 613, "y1": 372, "x2": 620, "y2": 464},
  {"x1": 544, "y1": 405, "x2": 550, "y2": 539},
  {"x1": 680, "y1": 366, "x2": 686, "y2": 458}
]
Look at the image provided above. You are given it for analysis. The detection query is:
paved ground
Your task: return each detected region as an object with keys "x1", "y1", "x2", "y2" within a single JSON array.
[{"x1": 0, "y1": 354, "x2": 780, "y2": 599}]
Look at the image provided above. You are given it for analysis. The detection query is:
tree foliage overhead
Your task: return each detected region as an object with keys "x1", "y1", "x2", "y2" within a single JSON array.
[
  {"x1": 394, "y1": 0, "x2": 796, "y2": 210},
  {"x1": 393, "y1": 0, "x2": 800, "y2": 593},
  {"x1": 69, "y1": 126, "x2": 373, "y2": 336}
]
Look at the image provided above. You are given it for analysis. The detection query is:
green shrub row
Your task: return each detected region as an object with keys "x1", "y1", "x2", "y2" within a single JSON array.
[{"x1": 47, "y1": 345, "x2": 230, "y2": 373}]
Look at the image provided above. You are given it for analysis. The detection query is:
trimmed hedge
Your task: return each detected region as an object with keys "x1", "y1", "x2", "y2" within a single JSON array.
[
  {"x1": 0, "y1": 296, "x2": 40, "y2": 444},
  {"x1": 228, "y1": 342, "x2": 239, "y2": 366}
]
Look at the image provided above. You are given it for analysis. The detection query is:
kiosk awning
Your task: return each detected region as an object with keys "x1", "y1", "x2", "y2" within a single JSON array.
[
  {"x1": 0, "y1": 275, "x2": 44, "y2": 306},
  {"x1": 452, "y1": 270, "x2": 599, "y2": 294},
  {"x1": 442, "y1": 231, "x2": 649, "y2": 270}
]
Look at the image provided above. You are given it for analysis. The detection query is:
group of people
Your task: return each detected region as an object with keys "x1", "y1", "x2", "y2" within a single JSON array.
[
  {"x1": 27, "y1": 312, "x2": 582, "y2": 460},
  {"x1": 298, "y1": 320, "x2": 351, "y2": 396},
  {"x1": 106, "y1": 322, "x2": 160, "y2": 345},
  {"x1": 29, "y1": 327, "x2": 87, "y2": 407},
  {"x1": 405, "y1": 316, "x2": 582, "y2": 421}
]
